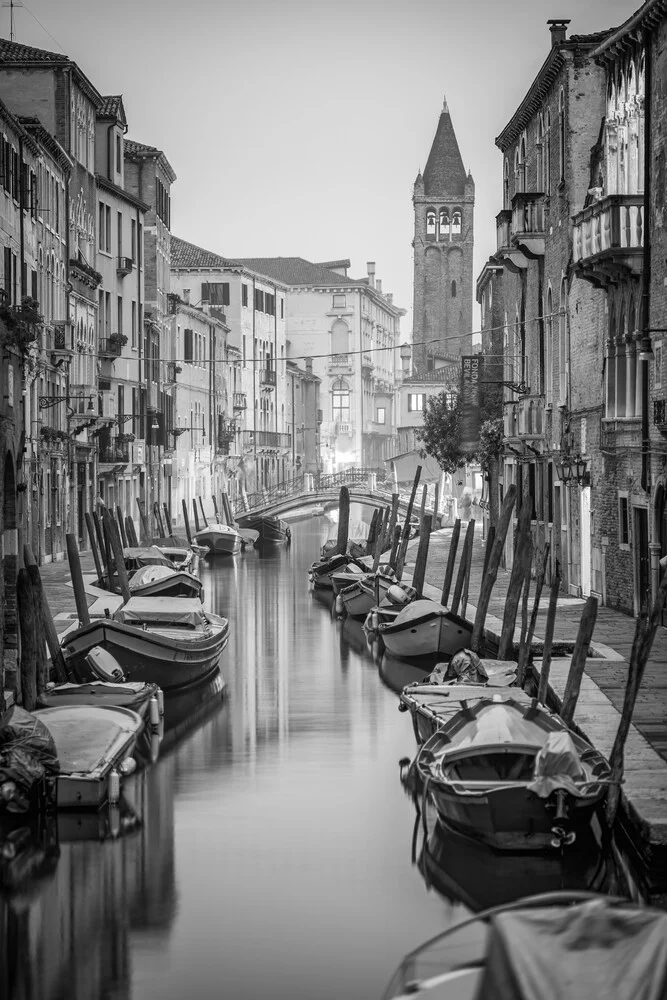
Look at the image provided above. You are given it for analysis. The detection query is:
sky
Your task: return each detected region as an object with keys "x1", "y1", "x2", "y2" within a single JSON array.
[{"x1": 3, "y1": 0, "x2": 641, "y2": 338}]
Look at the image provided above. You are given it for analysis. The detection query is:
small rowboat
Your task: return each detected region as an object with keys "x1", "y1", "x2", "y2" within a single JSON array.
[
  {"x1": 415, "y1": 695, "x2": 611, "y2": 851},
  {"x1": 194, "y1": 523, "x2": 244, "y2": 556},
  {"x1": 128, "y1": 563, "x2": 203, "y2": 600},
  {"x1": 309, "y1": 553, "x2": 365, "y2": 590},
  {"x1": 399, "y1": 682, "x2": 528, "y2": 746},
  {"x1": 236, "y1": 513, "x2": 291, "y2": 545},
  {"x1": 61, "y1": 596, "x2": 229, "y2": 692},
  {"x1": 376, "y1": 599, "x2": 472, "y2": 660},
  {"x1": 33, "y1": 705, "x2": 144, "y2": 809},
  {"x1": 338, "y1": 570, "x2": 398, "y2": 619}
]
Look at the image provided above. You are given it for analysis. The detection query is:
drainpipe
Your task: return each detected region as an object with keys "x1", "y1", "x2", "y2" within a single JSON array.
[
  {"x1": 640, "y1": 39, "x2": 652, "y2": 496},
  {"x1": 252, "y1": 276, "x2": 257, "y2": 487}
]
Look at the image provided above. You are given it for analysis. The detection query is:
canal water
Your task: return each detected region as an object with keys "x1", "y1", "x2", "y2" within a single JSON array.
[{"x1": 0, "y1": 513, "x2": 642, "y2": 1000}]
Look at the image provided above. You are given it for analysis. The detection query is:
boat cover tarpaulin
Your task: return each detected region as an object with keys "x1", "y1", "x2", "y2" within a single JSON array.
[
  {"x1": 34, "y1": 706, "x2": 143, "y2": 775},
  {"x1": 475, "y1": 901, "x2": 667, "y2": 1000},
  {"x1": 527, "y1": 731, "x2": 588, "y2": 799},
  {"x1": 123, "y1": 546, "x2": 172, "y2": 566},
  {"x1": 129, "y1": 564, "x2": 176, "y2": 588},
  {"x1": 0, "y1": 705, "x2": 59, "y2": 785},
  {"x1": 446, "y1": 702, "x2": 550, "y2": 752},
  {"x1": 392, "y1": 600, "x2": 449, "y2": 626},
  {"x1": 115, "y1": 596, "x2": 206, "y2": 627}
]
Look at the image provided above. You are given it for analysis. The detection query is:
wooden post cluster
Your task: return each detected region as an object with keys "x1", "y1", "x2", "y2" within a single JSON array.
[
  {"x1": 335, "y1": 486, "x2": 350, "y2": 556},
  {"x1": 470, "y1": 485, "x2": 517, "y2": 653}
]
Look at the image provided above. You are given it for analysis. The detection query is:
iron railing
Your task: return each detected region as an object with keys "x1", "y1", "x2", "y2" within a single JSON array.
[{"x1": 233, "y1": 467, "x2": 391, "y2": 514}]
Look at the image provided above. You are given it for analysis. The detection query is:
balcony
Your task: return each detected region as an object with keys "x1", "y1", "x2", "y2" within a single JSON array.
[
  {"x1": 504, "y1": 394, "x2": 546, "y2": 444},
  {"x1": 336, "y1": 422, "x2": 352, "y2": 436},
  {"x1": 260, "y1": 369, "x2": 276, "y2": 389},
  {"x1": 572, "y1": 194, "x2": 643, "y2": 287},
  {"x1": 116, "y1": 256, "x2": 133, "y2": 277},
  {"x1": 98, "y1": 438, "x2": 130, "y2": 466},
  {"x1": 242, "y1": 430, "x2": 290, "y2": 451},
  {"x1": 328, "y1": 354, "x2": 353, "y2": 374},
  {"x1": 511, "y1": 192, "x2": 545, "y2": 257},
  {"x1": 99, "y1": 337, "x2": 122, "y2": 359},
  {"x1": 233, "y1": 392, "x2": 247, "y2": 410},
  {"x1": 495, "y1": 209, "x2": 527, "y2": 271},
  {"x1": 361, "y1": 354, "x2": 375, "y2": 376}
]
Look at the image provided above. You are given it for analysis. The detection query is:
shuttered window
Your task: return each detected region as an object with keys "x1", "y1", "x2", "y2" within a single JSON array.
[{"x1": 184, "y1": 327, "x2": 193, "y2": 362}]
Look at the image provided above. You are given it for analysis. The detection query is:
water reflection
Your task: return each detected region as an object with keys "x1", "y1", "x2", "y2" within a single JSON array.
[{"x1": 0, "y1": 515, "x2": 654, "y2": 999}]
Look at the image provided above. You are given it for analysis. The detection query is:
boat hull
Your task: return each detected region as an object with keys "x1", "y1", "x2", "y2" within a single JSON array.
[
  {"x1": 195, "y1": 527, "x2": 242, "y2": 555},
  {"x1": 237, "y1": 514, "x2": 290, "y2": 544},
  {"x1": 379, "y1": 611, "x2": 472, "y2": 659},
  {"x1": 130, "y1": 571, "x2": 203, "y2": 600},
  {"x1": 61, "y1": 618, "x2": 228, "y2": 691}
]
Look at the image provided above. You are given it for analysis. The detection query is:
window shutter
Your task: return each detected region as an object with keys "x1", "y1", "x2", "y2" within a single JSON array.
[
  {"x1": 184, "y1": 328, "x2": 193, "y2": 361},
  {"x1": 3, "y1": 246, "x2": 11, "y2": 301},
  {"x1": 31, "y1": 269, "x2": 37, "y2": 300},
  {"x1": 201, "y1": 282, "x2": 209, "y2": 303},
  {"x1": 222, "y1": 282, "x2": 230, "y2": 306}
]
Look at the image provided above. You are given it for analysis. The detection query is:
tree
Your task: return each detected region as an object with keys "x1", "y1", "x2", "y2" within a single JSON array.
[{"x1": 417, "y1": 391, "x2": 476, "y2": 474}]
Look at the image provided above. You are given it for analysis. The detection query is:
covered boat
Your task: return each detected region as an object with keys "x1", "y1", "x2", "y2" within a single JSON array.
[
  {"x1": 400, "y1": 683, "x2": 528, "y2": 746},
  {"x1": 338, "y1": 568, "x2": 398, "y2": 619},
  {"x1": 236, "y1": 513, "x2": 291, "y2": 545},
  {"x1": 194, "y1": 522, "x2": 244, "y2": 556},
  {"x1": 128, "y1": 563, "x2": 203, "y2": 600},
  {"x1": 415, "y1": 696, "x2": 610, "y2": 851},
  {"x1": 382, "y1": 893, "x2": 667, "y2": 1000},
  {"x1": 309, "y1": 553, "x2": 365, "y2": 590},
  {"x1": 154, "y1": 544, "x2": 201, "y2": 575},
  {"x1": 33, "y1": 705, "x2": 144, "y2": 809},
  {"x1": 376, "y1": 599, "x2": 472, "y2": 660},
  {"x1": 61, "y1": 597, "x2": 229, "y2": 691}
]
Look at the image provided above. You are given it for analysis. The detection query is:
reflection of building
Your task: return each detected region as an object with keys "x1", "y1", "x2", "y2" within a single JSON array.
[{"x1": 412, "y1": 97, "x2": 474, "y2": 372}]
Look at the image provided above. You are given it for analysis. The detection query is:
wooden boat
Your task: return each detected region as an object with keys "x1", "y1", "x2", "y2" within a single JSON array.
[
  {"x1": 330, "y1": 562, "x2": 367, "y2": 595},
  {"x1": 376, "y1": 599, "x2": 472, "y2": 660},
  {"x1": 33, "y1": 705, "x2": 144, "y2": 809},
  {"x1": 400, "y1": 682, "x2": 528, "y2": 746},
  {"x1": 338, "y1": 566, "x2": 399, "y2": 618},
  {"x1": 363, "y1": 583, "x2": 419, "y2": 633},
  {"x1": 128, "y1": 563, "x2": 203, "y2": 600},
  {"x1": 60, "y1": 597, "x2": 229, "y2": 692},
  {"x1": 383, "y1": 893, "x2": 666, "y2": 1000},
  {"x1": 415, "y1": 696, "x2": 610, "y2": 851},
  {"x1": 236, "y1": 512, "x2": 291, "y2": 545},
  {"x1": 154, "y1": 544, "x2": 201, "y2": 575},
  {"x1": 194, "y1": 522, "x2": 244, "y2": 555},
  {"x1": 309, "y1": 553, "x2": 364, "y2": 590}
]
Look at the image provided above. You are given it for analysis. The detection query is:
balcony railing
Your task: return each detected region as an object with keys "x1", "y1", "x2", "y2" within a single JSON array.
[
  {"x1": 511, "y1": 192, "x2": 545, "y2": 238},
  {"x1": 328, "y1": 354, "x2": 353, "y2": 372},
  {"x1": 496, "y1": 209, "x2": 512, "y2": 252},
  {"x1": 99, "y1": 338, "x2": 122, "y2": 358},
  {"x1": 233, "y1": 392, "x2": 247, "y2": 410},
  {"x1": 242, "y1": 430, "x2": 291, "y2": 449},
  {"x1": 572, "y1": 195, "x2": 643, "y2": 285},
  {"x1": 505, "y1": 394, "x2": 545, "y2": 439},
  {"x1": 98, "y1": 439, "x2": 130, "y2": 464},
  {"x1": 260, "y1": 369, "x2": 276, "y2": 387},
  {"x1": 116, "y1": 256, "x2": 133, "y2": 276}
]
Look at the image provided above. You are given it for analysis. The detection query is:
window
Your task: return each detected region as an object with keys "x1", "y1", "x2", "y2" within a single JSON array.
[
  {"x1": 131, "y1": 219, "x2": 137, "y2": 262},
  {"x1": 131, "y1": 300, "x2": 137, "y2": 348},
  {"x1": 655, "y1": 340, "x2": 663, "y2": 391},
  {"x1": 503, "y1": 158, "x2": 510, "y2": 210},
  {"x1": 536, "y1": 114, "x2": 544, "y2": 192},
  {"x1": 332, "y1": 378, "x2": 350, "y2": 423},
  {"x1": 265, "y1": 292, "x2": 275, "y2": 315},
  {"x1": 98, "y1": 201, "x2": 105, "y2": 251},
  {"x1": 426, "y1": 209, "x2": 436, "y2": 236},
  {"x1": 558, "y1": 88, "x2": 565, "y2": 183},
  {"x1": 545, "y1": 110, "x2": 552, "y2": 194},
  {"x1": 618, "y1": 494, "x2": 630, "y2": 548},
  {"x1": 408, "y1": 393, "x2": 425, "y2": 412},
  {"x1": 376, "y1": 406, "x2": 386, "y2": 424},
  {"x1": 242, "y1": 283, "x2": 248, "y2": 307},
  {"x1": 116, "y1": 133, "x2": 121, "y2": 173},
  {"x1": 201, "y1": 282, "x2": 230, "y2": 306},
  {"x1": 451, "y1": 209, "x2": 461, "y2": 234},
  {"x1": 117, "y1": 296, "x2": 123, "y2": 338},
  {"x1": 439, "y1": 209, "x2": 449, "y2": 237},
  {"x1": 451, "y1": 280, "x2": 457, "y2": 298},
  {"x1": 117, "y1": 212, "x2": 123, "y2": 256},
  {"x1": 331, "y1": 319, "x2": 349, "y2": 354},
  {"x1": 184, "y1": 328, "x2": 193, "y2": 362},
  {"x1": 333, "y1": 294, "x2": 346, "y2": 308},
  {"x1": 254, "y1": 288, "x2": 264, "y2": 312},
  {"x1": 280, "y1": 298, "x2": 284, "y2": 319}
]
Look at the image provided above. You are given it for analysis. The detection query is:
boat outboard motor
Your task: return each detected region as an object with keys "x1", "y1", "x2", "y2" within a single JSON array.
[
  {"x1": 84, "y1": 645, "x2": 126, "y2": 683},
  {"x1": 387, "y1": 585, "x2": 410, "y2": 606}
]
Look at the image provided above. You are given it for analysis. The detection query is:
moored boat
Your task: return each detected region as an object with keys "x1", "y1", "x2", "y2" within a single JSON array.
[
  {"x1": 309, "y1": 552, "x2": 364, "y2": 589},
  {"x1": 194, "y1": 522, "x2": 244, "y2": 556},
  {"x1": 383, "y1": 892, "x2": 665, "y2": 1000},
  {"x1": 61, "y1": 596, "x2": 229, "y2": 691},
  {"x1": 376, "y1": 599, "x2": 472, "y2": 660},
  {"x1": 236, "y1": 512, "x2": 291, "y2": 545},
  {"x1": 128, "y1": 563, "x2": 203, "y2": 600},
  {"x1": 338, "y1": 569, "x2": 397, "y2": 619},
  {"x1": 415, "y1": 695, "x2": 611, "y2": 851},
  {"x1": 400, "y1": 682, "x2": 529, "y2": 746},
  {"x1": 33, "y1": 705, "x2": 144, "y2": 809},
  {"x1": 154, "y1": 543, "x2": 201, "y2": 575}
]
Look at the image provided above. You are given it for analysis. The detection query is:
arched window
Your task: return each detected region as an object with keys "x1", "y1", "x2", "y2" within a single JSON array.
[
  {"x1": 517, "y1": 134, "x2": 526, "y2": 192},
  {"x1": 426, "y1": 209, "x2": 436, "y2": 236},
  {"x1": 439, "y1": 208, "x2": 449, "y2": 237},
  {"x1": 331, "y1": 319, "x2": 349, "y2": 355},
  {"x1": 545, "y1": 110, "x2": 552, "y2": 195},
  {"x1": 451, "y1": 209, "x2": 461, "y2": 234},
  {"x1": 559, "y1": 277, "x2": 568, "y2": 405},
  {"x1": 503, "y1": 159, "x2": 510, "y2": 210},
  {"x1": 545, "y1": 286, "x2": 553, "y2": 405},
  {"x1": 332, "y1": 378, "x2": 350, "y2": 423},
  {"x1": 451, "y1": 280, "x2": 457, "y2": 298},
  {"x1": 558, "y1": 88, "x2": 565, "y2": 183},
  {"x1": 536, "y1": 114, "x2": 544, "y2": 192}
]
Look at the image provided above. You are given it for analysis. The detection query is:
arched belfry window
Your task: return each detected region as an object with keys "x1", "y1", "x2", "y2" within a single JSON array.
[
  {"x1": 451, "y1": 280, "x2": 457, "y2": 298},
  {"x1": 426, "y1": 209, "x2": 436, "y2": 237},
  {"x1": 451, "y1": 209, "x2": 461, "y2": 235},
  {"x1": 332, "y1": 378, "x2": 350, "y2": 423},
  {"x1": 439, "y1": 208, "x2": 449, "y2": 237}
]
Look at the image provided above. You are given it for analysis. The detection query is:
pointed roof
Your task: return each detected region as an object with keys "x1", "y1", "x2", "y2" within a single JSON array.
[
  {"x1": 0, "y1": 37, "x2": 102, "y2": 106},
  {"x1": 422, "y1": 97, "x2": 467, "y2": 197},
  {"x1": 170, "y1": 235, "x2": 239, "y2": 270},
  {"x1": 98, "y1": 95, "x2": 126, "y2": 128}
]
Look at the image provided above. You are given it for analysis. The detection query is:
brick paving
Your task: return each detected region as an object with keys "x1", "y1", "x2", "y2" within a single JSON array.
[{"x1": 402, "y1": 522, "x2": 667, "y2": 763}]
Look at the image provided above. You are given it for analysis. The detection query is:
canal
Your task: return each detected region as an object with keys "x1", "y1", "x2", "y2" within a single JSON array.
[{"x1": 0, "y1": 512, "x2": 642, "y2": 999}]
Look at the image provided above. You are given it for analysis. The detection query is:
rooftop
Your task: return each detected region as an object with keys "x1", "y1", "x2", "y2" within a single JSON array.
[
  {"x1": 235, "y1": 256, "x2": 366, "y2": 287},
  {"x1": 421, "y1": 96, "x2": 468, "y2": 197},
  {"x1": 170, "y1": 235, "x2": 240, "y2": 270}
]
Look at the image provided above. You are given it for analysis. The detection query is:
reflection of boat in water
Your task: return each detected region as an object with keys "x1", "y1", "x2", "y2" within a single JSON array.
[
  {"x1": 383, "y1": 891, "x2": 665, "y2": 1000},
  {"x1": 339, "y1": 616, "x2": 374, "y2": 658},
  {"x1": 417, "y1": 810, "x2": 610, "y2": 913},
  {"x1": 378, "y1": 651, "x2": 431, "y2": 695}
]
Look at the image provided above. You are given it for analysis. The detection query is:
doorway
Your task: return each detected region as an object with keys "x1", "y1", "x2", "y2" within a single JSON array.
[
  {"x1": 580, "y1": 486, "x2": 592, "y2": 597},
  {"x1": 634, "y1": 506, "x2": 650, "y2": 615}
]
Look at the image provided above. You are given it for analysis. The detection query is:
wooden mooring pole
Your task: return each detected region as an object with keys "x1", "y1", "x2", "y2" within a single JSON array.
[
  {"x1": 163, "y1": 502, "x2": 174, "y2": 539},
  {"x1": 459, "y1": 520, "x2": 476, "y2": 621},
  {"x1": 560, "y1": 595, "x2": 599, "y2": 728},
  {"x1": 102, "y1": 510, "x2": 132, "y2": 604},
  {"x1": 537, "y1": 565, "x2": 561, "y2": 705},
  {"x1": 153, "y1": 502, "x2": 166, "y2": 539},
  {"x1": 517, "y1": 542, "x2": 551, "y2": 687},
  {"x1": 198, "y1": 497, "x2": 208, "y2": 528},
  {"x1": 411, "y1": 514, "x2": 432, "y2": 597},
  {"x1": 441, "y1": 519, "x2": 461, "y2": 607},
  {"x1": 125, "y1": 515, "x2": 139, "y2": 547},
  {"x1": 375, "y1": 495, "x2": 398, "y2": 572},
  {"x1": 335, "y1": 486, "x2": 351, "y2": 556},
  {"x1": 451, "y1": 519, "x2": 475, "y2": 617},
  {"x1": 85, "y1": 511, "x2": 105, "y2": 584},
  {"x1": 116, "y1": 506, "x2": 128, "y2": 547},
  {"x1": 66, "y1": 533, "x2": 91, "y2": 628},
  {"x1": 192, "y1": 499, "x2": 201, "y2": 533},
  {"x1": 365, "y1": 509, "x2": 380, "y2": 556},
  {"x1": 497, "y1": 499, "x2": 532, "y2": 660},
  {"x1": 470, "y1": 484, "x2": 517, "y2": 653},
  {"x1": 182, "y1": 498, "x2": 193, "y2": 544},
  {"x1": 212, "y1": 495, "x2": 221, "y2": 523},
  {"x1": 135, "y1": 498, "x2": 150, "y2": 545},
  {"x1": 23, "y1": 545, "x2": 68, "y2": 684}
]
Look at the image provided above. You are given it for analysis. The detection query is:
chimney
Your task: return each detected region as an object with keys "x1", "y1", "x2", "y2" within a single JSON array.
[
  {"x1": 367, "y1": 261, "x2": 376, "y2": 288},
  {"x1": 387, "y1": 293, "x2": 393, "y2": 305},
  {"x1": 305, "y1": 357, "x2": 312, "y2": 373},
  {"x1": 183, "y1": 288, "x2": 190, "y2": 304},
  {"x1": 376, "y1": 279, "x2": 382, "y2": 294},
  {"x1": 547, "y1": 18, "x2": 570, "y2": 47}
]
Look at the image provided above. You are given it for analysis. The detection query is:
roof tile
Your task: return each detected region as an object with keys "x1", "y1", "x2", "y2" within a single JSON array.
[
  {"x1": 234, "y1": 256, "x2": 366, "y2": 287},
  {"x1": 170, "y1": 235, "x2": 239, "y2": 269}
]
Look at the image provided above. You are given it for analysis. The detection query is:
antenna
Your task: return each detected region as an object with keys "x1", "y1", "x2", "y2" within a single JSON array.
[{"x1": 2, "y1": 0, "x2": 23, "y2": 41}]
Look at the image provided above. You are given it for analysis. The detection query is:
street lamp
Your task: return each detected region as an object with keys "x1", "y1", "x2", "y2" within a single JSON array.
[{"x1": 39, "y1": 393, "x2": 95, "y2": 415}]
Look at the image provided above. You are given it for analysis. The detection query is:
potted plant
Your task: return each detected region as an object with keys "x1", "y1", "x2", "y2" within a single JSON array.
[{"x1": 108, "y1": 332, "x2": 128, "y2": 350}]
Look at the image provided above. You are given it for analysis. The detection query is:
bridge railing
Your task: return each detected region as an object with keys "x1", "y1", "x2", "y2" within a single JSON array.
[{"x1": 233, "y1": 468, "x2": 392, "y2": 515}]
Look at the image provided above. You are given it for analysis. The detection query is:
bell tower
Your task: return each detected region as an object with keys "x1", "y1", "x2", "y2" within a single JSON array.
[{"x1": 412, "y1": 97, "x2": 474, "y2": 372}]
